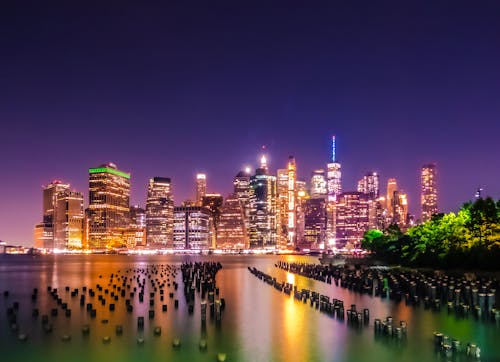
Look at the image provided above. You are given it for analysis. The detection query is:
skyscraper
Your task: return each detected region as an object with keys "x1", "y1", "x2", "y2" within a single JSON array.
[
  {"x1": 326, "y1": 136, "x2": 342, "y2": 245},
  {"x1": 327, "y1": 136, "x2": 342, "y2": 201},
  {"x1": 87, "y1": 163, "x2": 130, "y2": 249},
  {"x1": 386, "y1": 178, "x2": 398, "y2": 216},
  {"x1": 303, "y1": 197, "x2": 327, "y2": 250},
  {"x1": 202, "y1": 193, "x2": 224, "y2": 248},
  {"x1": 276, "y1": 168, "x2": 289, "y2": 248},
  {"x1": 217, "y1": 193, "x2": 249, "y2": 249},
  {"x1": 196, "y1": 173, "x2": 207, "y2": 205},
  {"x1": 421, "y1": 163, "x2": 438, "y2": 222},
  {"x1": 248, "y1": 155, "x2": 277, "y2": 248},
  {"x1": 173, "y1": 206, "x2": 211, "y2": 249},
  {"x1": 357, "y1": 172, "x2": 380, "y2": 199},
  {"x1": 287, "y1": 156, "x2": 297, "y2": 247},
  {"x1": 392, "y1": 190, "x2": 409, "y2": 230},
  {"x1": 34, "y1": 180, "x2": 83, "y2": 249},
  {"x1": 310, "y1": 169, "x2": 327, "y2": 198},
  {"x1": 233, "y1": 169, "x2": 252, "y2": 232},
  {"x1": 335, "y1": 192, "x2": 370, "y2": 249},
  {"x1": 130, "y1": 205, "x2": 146, "y2": 247},
  {"x1": 53, "y1": 189, "x2": 84, "y2": 249},
  {"x1": 146, "y1": 177, "x2": 174, "y2": 247},
  {"x1": 34, "y1": 180, "x2": 68, "y2": 248}
]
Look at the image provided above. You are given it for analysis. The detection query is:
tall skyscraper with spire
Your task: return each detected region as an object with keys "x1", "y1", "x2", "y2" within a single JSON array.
[
  {"x1": 287, "y1": 156, "x2": 297, "y2": 247},
  {"x1": 326, "y1": 136, "x2": 342, "y2": 246},
  {"x1": 421, "y1": 163, "x2": 438, "y2": 222}
]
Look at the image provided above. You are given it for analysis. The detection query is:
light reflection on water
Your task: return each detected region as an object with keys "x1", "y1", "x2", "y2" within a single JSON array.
[{"x1": 0, "y1": 254, "x2": 499, "y2": 362}]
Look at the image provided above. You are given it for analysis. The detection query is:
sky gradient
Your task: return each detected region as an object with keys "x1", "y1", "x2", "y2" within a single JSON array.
[{"x1": 1, "y1": 1, "x2": 500, "y2": 245}]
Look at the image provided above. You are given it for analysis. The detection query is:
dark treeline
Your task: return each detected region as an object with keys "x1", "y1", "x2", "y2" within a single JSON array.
[{"x1": 362, "y1": 198, "x2": 500, "y2": 269}]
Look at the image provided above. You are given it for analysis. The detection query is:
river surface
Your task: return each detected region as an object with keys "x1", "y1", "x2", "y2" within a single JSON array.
[{"x1": 0, "y1": 254, "x2": 499, "y2": 362}]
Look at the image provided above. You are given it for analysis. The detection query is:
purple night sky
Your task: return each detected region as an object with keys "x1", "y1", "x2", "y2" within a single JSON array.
[{"x1": 1, "y1": 1, "x2": 500, "y2": 245}]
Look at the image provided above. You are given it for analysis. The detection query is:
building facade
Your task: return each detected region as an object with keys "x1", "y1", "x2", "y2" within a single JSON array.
[
  {"x1": 326, "y1": 136, "x2": 342, "y2": 245},
  {"x1": 276, "y1": 168, "x2": 289, "y2": 248},
  {"x1": 87, "y1": 163, "x2": 130, "y2": 249},
  {"x1": 335, "y1": 192, "x2": 370, "y2": 249},
  {"x1": 173, "y1": 206, "x2": 211, "y2": 249},
  {"x1": 34, "y1": 180, "x2": 83, "y2": 249},
  {"x1": 196, "y1": 173, "x2": 207, "y2": 205},
  {"x1": 233, "y1": 169, "x2": 251, "y2": 232},
  {"x1": 130, "y1": 205, "x2": 146, "y2": 247},
  {"x1": 302, "y1": 197, "x2": 327, "y2": 250},
  {"x1": 421, "y1": 163, "x2": 438, "y2": 222},
  {"x1": 201, "y1": 193, "x2": 224, "y2": 248},
  {"x1": 216, "y1": 193, "x2": 248, "y2": 249},
  {"x1": 310, "y1": 169, "x2": 327, "y2": 198},
  {"x1": 248, "y1": 156, "x2": 277, "y2": 248},
  {"x1": 357, "y1": 172, "x2": 380, "y2": 199},
  {"x1": 146, "y1": 177, "x2": 174, "y2": 247},
  {"x1": 53, "y1": 190, "x2": 84, "y2": 249},
  {"x1": 386, "y1": 178, "x2": 398, "y2": 216}
]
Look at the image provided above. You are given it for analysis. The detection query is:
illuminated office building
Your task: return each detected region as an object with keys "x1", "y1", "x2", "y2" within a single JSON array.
[
  {"x1": 310, "y1": 169, "x2": 327, "y2": 198},
  {"x1": 196, "y1": 173, "x2": 207, "y2": 205},
  {"x1": 87, "y1": 163, "x2": 130, "y2": 249},
  {"x1": 368, "y1": 197, "x2": 389, "y2": 231},
  {"x1": 53, "y1": 190, "x2": 84, "y2": 249},
  {"x1": 130, "y1": 205, "x2": 146, "y2": 228},
  {"x1": 357, "y1": 172, "x2": 380, "y2": 199},
  {"x1": 385, "y1": 177, "x2": 409, "y2": 229},
  {"x1": 146, "y1": 177, "x2": 174, "y2": 247},
  {"x1": 295, "y1": 180, "x2": 307, "y2": 246},
  {"x1": 34, "y1": 180, "x2": 68, "y2": 249},
  {"x1": 287, "y1": 156, "x2": 297, "y2": 246},
  {"x1": 234, "y1": 169, "x2": 252, "y2": 231},
  {"x1": 302, "y1": 197, "x2": 327, "y2": 249},
  {"x1": 34, "y1": 180, "x2": 83, "y2": 249},
  {"x1": 392, "y1": 190, "x2": 409, "y2": 229},
  {"x1": 326, "y1": 136, "x2": 342, "y2": 244},
  {"x1": 34, "y1": 223, "x2": 53, "y2": 249},
  {"x1": 386, "y1": 178, "x2": 398, "y2": 216},
  {"x1": 173, "y1": 206, "x2": 211, "y2": 249},
  {"x1": 421, "y1": 164, "x2": 438, "y2": 222},
  {"x1": 202, "y1": 193, "x2": 224, "y2": 248},
  {"x1": 248, "y1": 155, "x2": 277, "y2": 248},
  {"x1": 327, "y1": 136, "x2": 342, "y2": 201},
  {"x1": 130, "y1": 205, "x2": 146, "y2": 247},
  {"x1": 276, "y1": 168, "x2": 289, "y2": 248},
  {"x1": 217, "y1": 193, "x2": 248, "y2": 249},
  {"x1": 335, "y1": 192, "x2": 370, "y2": 249}
]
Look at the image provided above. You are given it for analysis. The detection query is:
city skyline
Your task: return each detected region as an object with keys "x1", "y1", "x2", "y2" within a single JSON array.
[
  {"x1": 0, "y1": 141, "x2": 487, "y2": 246},
  {"x1": 32, "y1": 155, "x2": 430, "y2": 251},
  {"x1": 2, "y1": 1, "x2": 500, "y2": 244}
]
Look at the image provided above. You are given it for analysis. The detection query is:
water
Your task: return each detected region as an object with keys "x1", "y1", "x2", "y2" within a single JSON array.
[{"x1": 0, "y1": 254, "x2": 499, "y2": 362}]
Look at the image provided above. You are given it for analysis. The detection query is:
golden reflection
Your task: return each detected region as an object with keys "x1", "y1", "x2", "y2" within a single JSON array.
[
  {"x1": 286, "y1": 272, "x2": 295, "y2": 285},
  {"x1": 282, "y1": 289, "x2": 306, "y2": 360}
]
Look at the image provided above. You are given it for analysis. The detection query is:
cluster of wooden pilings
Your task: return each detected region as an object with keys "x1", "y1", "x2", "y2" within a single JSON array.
[
  {"x1": 247, "y1": 266, "x2": 407, "y2": 340},
  {"x1": 433, "y1": 331, "x2": 481, "y2": 359},
  {"x1": 180, "y1": 262, "x2": 225, "y2": 324},
  {"x1": 3, "y1": 262, "x2": 222, "y2": 356},
  {"x1": 276, "y1": 261, "x2": 499, "y2": 322}
]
